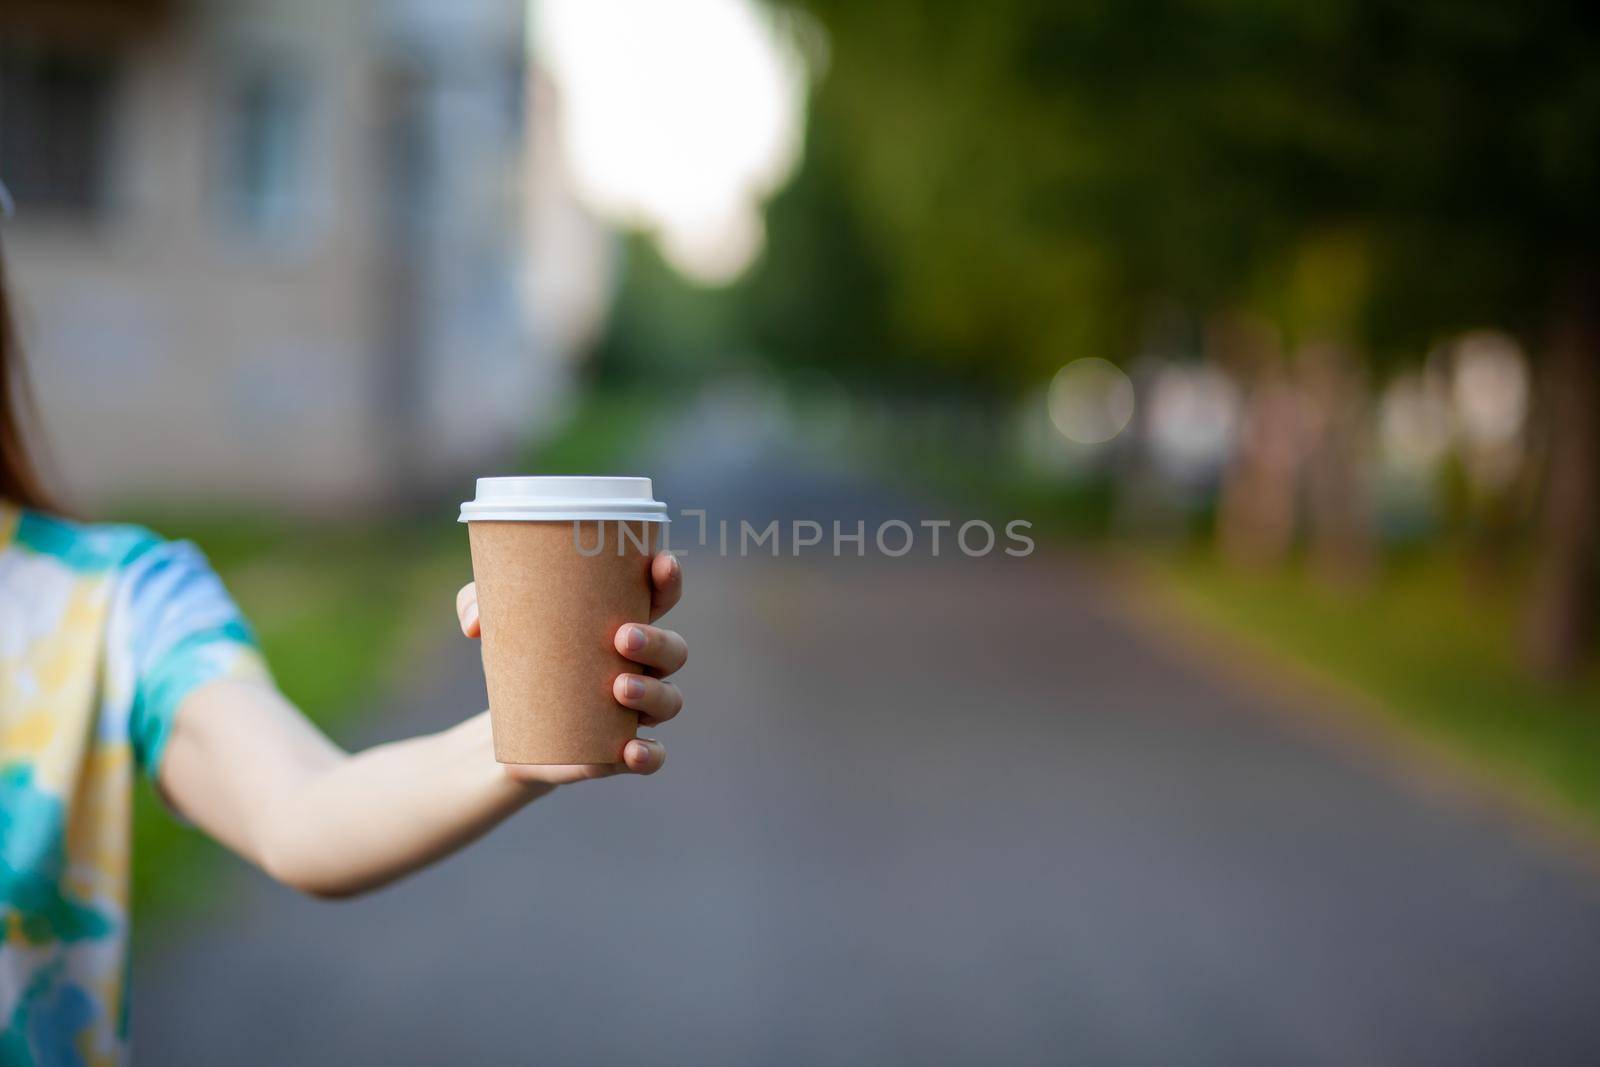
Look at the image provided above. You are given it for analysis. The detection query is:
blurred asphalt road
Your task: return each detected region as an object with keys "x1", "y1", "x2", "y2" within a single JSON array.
[{"x1": 137, "y1": 411, "x2": 1600, "y2": 1065}]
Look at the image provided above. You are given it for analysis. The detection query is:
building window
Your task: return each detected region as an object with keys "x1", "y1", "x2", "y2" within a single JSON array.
[
  {"x1": 0, "y1": 45, "x2": 117, "y2": 219},
  {"x1": 218, "y1": 64, "x2": 308, "y2": 237}
]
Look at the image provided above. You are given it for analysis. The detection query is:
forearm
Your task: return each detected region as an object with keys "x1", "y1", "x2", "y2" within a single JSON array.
[
  {"x1": 160, "y1": 553, "x2": 686, "y2": 900},
  {"x1": 252, "y1": 712, "x2": 547, "y2": 898}
]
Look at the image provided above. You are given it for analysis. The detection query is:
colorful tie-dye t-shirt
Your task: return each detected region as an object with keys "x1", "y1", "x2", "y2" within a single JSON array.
[{"x1": 0, "y1": 502, "x2": 269, "y2": 1065}]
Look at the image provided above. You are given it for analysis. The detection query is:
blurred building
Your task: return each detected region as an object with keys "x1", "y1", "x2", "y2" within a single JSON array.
[{"x1": 2, "y1": 0, "x2": 610, "y2": 512}]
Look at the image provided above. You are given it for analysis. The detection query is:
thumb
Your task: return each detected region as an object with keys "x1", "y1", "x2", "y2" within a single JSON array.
[{"x1": 456, "y1": 582, "x2": 480, "y2": 638}]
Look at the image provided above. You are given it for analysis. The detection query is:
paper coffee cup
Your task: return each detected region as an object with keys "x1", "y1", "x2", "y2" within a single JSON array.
[{"x1": 460, "y1": 477, "x2": 669, "y2": 764}]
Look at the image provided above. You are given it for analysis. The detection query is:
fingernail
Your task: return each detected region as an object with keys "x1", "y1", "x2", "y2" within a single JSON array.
[
  {"x1": 669, "y1": 555, "x2": 681, "y2": 577},
  {"x1": 624, "y1": 676, "x2": 646, "y2": 699},
  {"x1": 464, "y1": 603, "x2": 479, "y2": 629},
  {"x1": 625, "y1": 626, "x2": 646, "y2": 651}
]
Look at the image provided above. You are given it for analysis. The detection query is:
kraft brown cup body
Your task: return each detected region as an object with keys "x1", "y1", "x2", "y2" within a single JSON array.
[{"x1": 468, "y1": 520, "x2": 655, "y2": 764}]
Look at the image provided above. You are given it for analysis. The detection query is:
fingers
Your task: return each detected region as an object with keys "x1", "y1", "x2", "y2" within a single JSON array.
[
  {"x1": 615, "y1": 623, "x2": 688, "y2": 676},
  {"x1": 613, "y1": 674, "x2": 683, "y2": 725},
  {"x1": 501, "y1": 740, "x2": 665, "y2": 785},
  {"x1": 649, "y1": 552, "x2": 682, "y2": 621},
  {"x1": 456, "y1": 582, "x2": 480, "y2": 638},
  {"x1": 622, "y1": 738, "x2": 666, "y2": 774}
]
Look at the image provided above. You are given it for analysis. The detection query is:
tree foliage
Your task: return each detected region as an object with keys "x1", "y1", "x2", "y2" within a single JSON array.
[{"x1": 790, "y1": 0, "x2": 1600, "y2": 378}]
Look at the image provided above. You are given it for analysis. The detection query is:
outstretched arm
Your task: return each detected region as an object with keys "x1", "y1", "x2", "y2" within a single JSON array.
[{"x1": 156, "y1": 552, "x2": 686, "y2": 899}]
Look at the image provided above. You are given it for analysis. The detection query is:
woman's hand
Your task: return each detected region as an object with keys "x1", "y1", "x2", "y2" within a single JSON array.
[
  {"x1": 160, "y1": 555, "x2": 686, "y2": 897},
  {"x1": 455, "y1": 551, "x2": 686, "y2": 786}
]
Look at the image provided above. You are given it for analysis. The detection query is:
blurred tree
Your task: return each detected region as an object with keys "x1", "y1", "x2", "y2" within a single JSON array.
[
  {"x1": 1353, "y1": 1, "x2": 1600, "y2": 678},
  {"x1": 786, "y1": 0, "x2": 1600, "y2": 675},
  {"x1": 733, "y1": 115, "x2": 913, "y2": 387},
  {"x1": 591, "y1": 234, "x2": 748, "y2": 387}
]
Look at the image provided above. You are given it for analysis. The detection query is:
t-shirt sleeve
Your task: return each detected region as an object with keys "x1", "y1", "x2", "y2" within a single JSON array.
[{"x1": 115, "y1": 537, "x2": 271, "y2": 779}]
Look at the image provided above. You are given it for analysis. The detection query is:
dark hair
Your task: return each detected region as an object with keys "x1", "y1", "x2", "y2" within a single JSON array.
[{"x1": 0, "y1": 245, "x2": 53, "y2": 510}]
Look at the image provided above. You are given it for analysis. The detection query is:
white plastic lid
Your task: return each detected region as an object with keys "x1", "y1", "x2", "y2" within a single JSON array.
[{"x1": 458, "y1": 476, "x2": 669, "y2": 523}]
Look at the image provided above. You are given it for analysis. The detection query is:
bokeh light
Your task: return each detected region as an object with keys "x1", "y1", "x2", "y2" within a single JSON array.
[
  {"x1": 1144, "y1": 362, "x2": 1240, "y2": 483},
  {"x1": 532, "y1": 0, "x2": 810, "y2": 284},
  {"x1": 1448, "y1": 330, "x2": 1530, "y2": 494},
  {"x1": 1378, "y1": 371, "x2": 1453, "y2": 472},
  {"x1": 1450, "y1": 330, "x2": 1529, "y2": 448},
  {"x1": 1047, "y1": 358, "x2": 1136, "y2": 445}
]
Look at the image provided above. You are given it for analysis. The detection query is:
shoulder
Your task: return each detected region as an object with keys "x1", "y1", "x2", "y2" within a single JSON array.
[
  {"x1": 8, "y1": 507, "x2": 163, "y2": 574},
  {"x1": 9, "y1": 508, "x2": 166, "y2": 575},
  {"x1": 6, "y1": 508, "x2": 251, "y2": 649}
]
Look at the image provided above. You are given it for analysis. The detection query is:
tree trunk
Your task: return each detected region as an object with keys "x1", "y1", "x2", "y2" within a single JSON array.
[
  {"x1": 1523, "y1": 271, "x2": 1600, "y2": 680},
  {"x1": 1300, "y1": 340, "x2": 1375, "y2": 589},
  {"x1": 1212, "y1": 314, "x2": 1301, "y2": 569}
]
